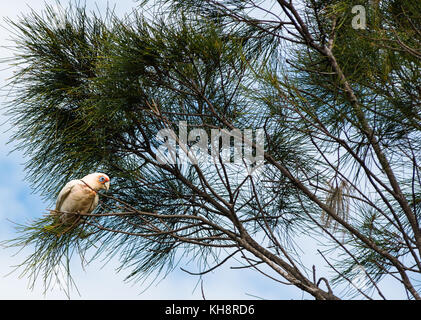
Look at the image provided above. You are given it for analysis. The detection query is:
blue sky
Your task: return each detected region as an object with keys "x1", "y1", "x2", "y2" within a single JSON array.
[{"x1": 0, "y1": 0, "x2": 410, "y2": 300}]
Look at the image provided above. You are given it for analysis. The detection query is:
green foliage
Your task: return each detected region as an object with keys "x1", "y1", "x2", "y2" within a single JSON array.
[
  {"x1": 4, "y1": 2, "x2": 310, "y2": 293},
  {"x1": 3, "y1": 0, "x2": 420, "y2": 299}
]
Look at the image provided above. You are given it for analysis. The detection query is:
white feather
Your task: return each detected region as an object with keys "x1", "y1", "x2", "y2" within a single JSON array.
[{"x1": 53, "y1": 172, "x2": 110, "y2": 225}]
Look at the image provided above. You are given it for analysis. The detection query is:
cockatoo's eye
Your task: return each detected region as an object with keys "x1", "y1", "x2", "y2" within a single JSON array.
[{"x1": 99, "y1": 177, "x2": 106, "y2": 183}]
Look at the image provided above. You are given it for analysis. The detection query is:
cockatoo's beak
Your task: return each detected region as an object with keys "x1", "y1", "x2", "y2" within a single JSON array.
[{"x1": 104, "y1": 181, "x2": 110, "y2": 192}]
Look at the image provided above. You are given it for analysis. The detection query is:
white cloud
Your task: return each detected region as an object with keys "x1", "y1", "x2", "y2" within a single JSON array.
[{"x1": 0, "y1": 244, "x2": 303, "y2": 300}]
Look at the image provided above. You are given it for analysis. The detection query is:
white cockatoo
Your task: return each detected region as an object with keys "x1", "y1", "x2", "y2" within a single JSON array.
[{"x1": 53, "y1": 172, "x2": 110, "y2": 225}]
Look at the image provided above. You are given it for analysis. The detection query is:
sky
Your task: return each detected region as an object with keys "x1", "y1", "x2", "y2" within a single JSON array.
[{"x1": 0, "y1": 0, "x2": 410, "y2": 300}]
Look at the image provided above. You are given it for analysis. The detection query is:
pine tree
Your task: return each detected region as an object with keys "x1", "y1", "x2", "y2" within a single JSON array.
[{"x1": 2, "y1": 0, "x2": 420, "y2": 299}]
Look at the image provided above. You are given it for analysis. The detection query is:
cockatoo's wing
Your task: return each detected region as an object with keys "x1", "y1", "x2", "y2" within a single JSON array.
[{"x1": 55, "y1": 180, "x2": 80, "y2": 211}]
